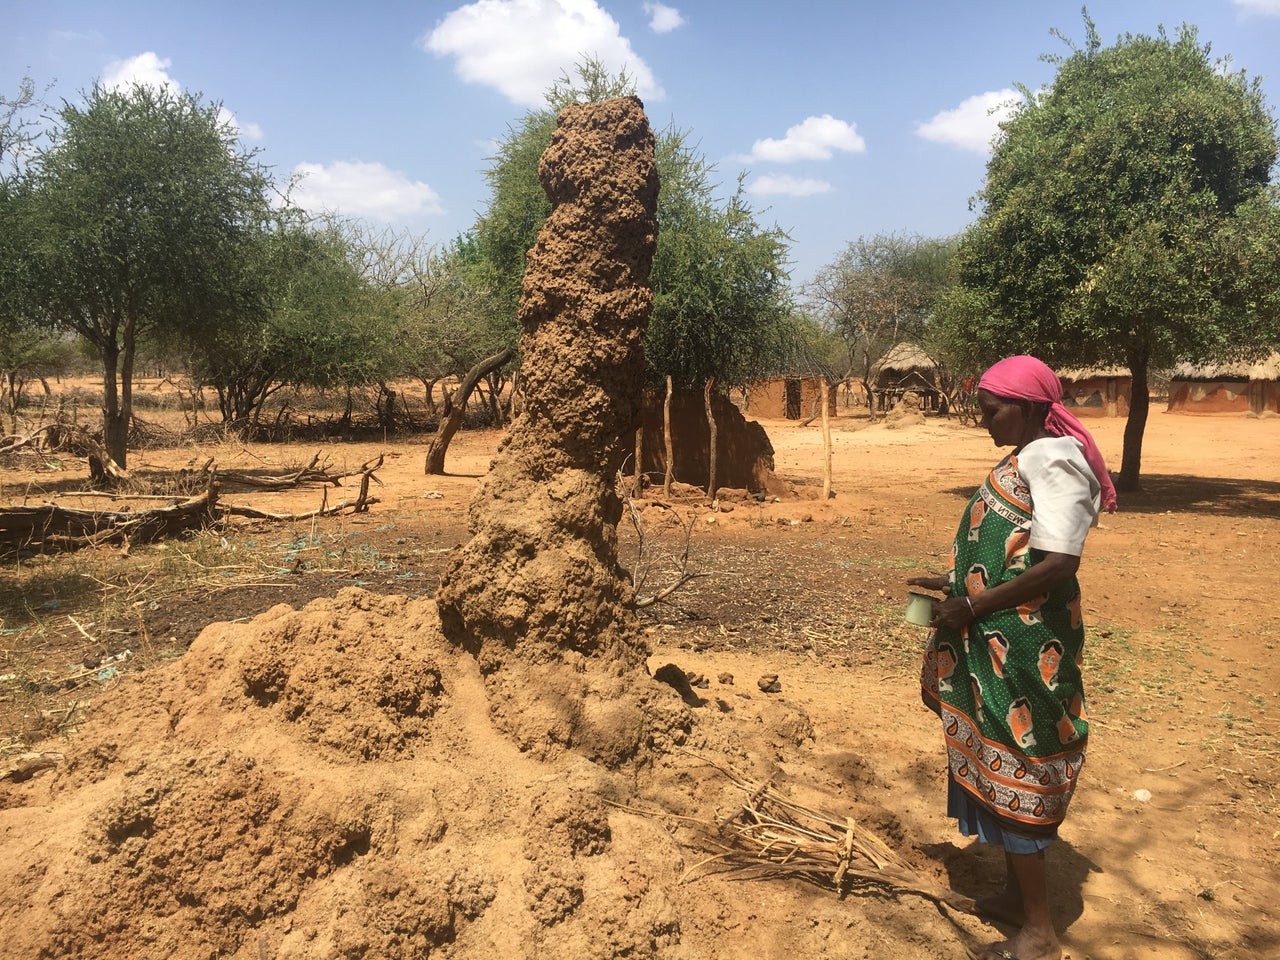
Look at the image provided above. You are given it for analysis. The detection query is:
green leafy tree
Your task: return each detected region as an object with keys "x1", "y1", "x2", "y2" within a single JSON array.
[
  {"x1": 0, "y1": 76, "x2": 49, "y2": 177},
  {"x1": 808, "y1": 233, "x2": 956, "y2": 414},
  {"x1": 938, "y1": 14, "x2": 1280, "y2": 489},
  {"x1": 470, "y1": 59, "x2": 795, "y2": 393},
  {"x1": 1, "y1": 78, "x2": 53, "y2": 404},
  {"x1": 186, "y1": 218, "x2": 386, "y2": 428},
  {"x1": 17, "y1": 82, "x2": 274, "y2": 475},
  {"x1": 0, "y1": 327, "x2": 77, "y2": 430}
]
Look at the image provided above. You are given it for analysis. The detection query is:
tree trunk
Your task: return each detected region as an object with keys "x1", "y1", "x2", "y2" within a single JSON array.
[
  {"x1": 663, "y1": 375, "x2": 673, "y2": 497},
  {"x1": 421, "y1": 377, "x2": 439, "y2": 418},
  {"x1": 1118, "y1": 349, "x2": 1150, "y2": 493},
  {"x1": 93, "y1": 339, "x2": 127, "y2": 483},
  {"x1": 704, "y1": 377, "x2": 718, "y2": 500},
  {"x1": 632, "y1": 423, "x2": 643, "y2": 498},
  {"x1": 4, "y1": 372, "x2": 17, "y2": 434},
  {"x1": 821, "y1": 379, "x2": 832, "y2": 500},
  {"x1": 340, "y1": 390, "x2": 354, "y2": 435},
  {"x1": 425, "y1": 347, "x2": 514, "y2": 475},
  {"x1": 376, "y1": 383, "x2": 397, "y2": 433}
]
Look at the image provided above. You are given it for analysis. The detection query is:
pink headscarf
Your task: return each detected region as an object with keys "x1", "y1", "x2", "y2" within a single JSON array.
[{"x1": 978, "y1": 355, "x2": 1118, "y2": 513}]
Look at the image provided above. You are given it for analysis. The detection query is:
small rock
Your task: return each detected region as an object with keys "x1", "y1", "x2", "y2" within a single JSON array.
[
  {"x1": 717, "y1": 672, "x2": 734, "y2": 685},
  {"x1": 653, "y1": 663, "x2": 705, "y2": 707},
  {"x1": 757, "y1": 674, "x2": 781, "y2": 694}
]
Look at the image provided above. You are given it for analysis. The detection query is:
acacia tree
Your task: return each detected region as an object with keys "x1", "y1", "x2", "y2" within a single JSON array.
[
  {"x1": 17, "y1": 82, "x2": 274, "y2": 475},
  {"x1": 0, "y1": 77, "x2": 68, "y2": 423},
  {"x1": 938, "y1": 15, "x2": 1280, "y2": 490},
  {"x1": 0, "y1": 76, "x2": 48, "y2": 176},
  {"x1": 185, "y1": 218, "x2": 389, "y2": 429},
  {"x1": 807, "y1": 233, "x2": 956, "y2": 414}
]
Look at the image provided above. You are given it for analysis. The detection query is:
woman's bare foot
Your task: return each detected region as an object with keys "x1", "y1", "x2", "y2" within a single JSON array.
[{"x1": 985, "y1": 925, "x2": 1061, "y2": 960}]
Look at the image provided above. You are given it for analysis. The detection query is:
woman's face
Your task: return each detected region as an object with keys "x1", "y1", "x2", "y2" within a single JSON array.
[{"x1": 976, "y1": 389, "x2": 1033, "y2": 447}]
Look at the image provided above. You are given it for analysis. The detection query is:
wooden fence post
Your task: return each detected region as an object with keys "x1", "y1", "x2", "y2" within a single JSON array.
[{"x1": 663, "y1": 375, "x2": 674, "y2": 497}]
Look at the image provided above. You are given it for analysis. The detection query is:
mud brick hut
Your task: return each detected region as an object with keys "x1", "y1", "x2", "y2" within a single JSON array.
[
  {"x1": 1058, "y1": 366, "x2": 1132, "y2": 418},
  {"x1": 872, "y1": 342, "x2": 941, "y2": 412},
  {"x1": 1167, "y1": 352, "x2": 1280, "y2": 416},
  {"x1": 745, "y1": 347, "x2": 838, "y2": 420}
]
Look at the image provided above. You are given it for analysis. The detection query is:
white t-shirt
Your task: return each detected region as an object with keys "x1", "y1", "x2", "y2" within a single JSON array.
[{"x1": 1016, "y1": 436, "x2": 1101, "y2": 557}]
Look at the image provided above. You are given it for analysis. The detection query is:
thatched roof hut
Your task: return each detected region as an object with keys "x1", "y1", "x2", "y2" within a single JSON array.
[
  {"x1": 1167, "y1": 351, "x2": 1280, "y2": 416},
  {"x1": 871, "y1": 343, "x2": 941, "y2": 411},
  {"x1": 873, "y1": 342, "x2": 936, "y2": 382},
  {"x1": 1057, "y1": 366, "x2": 1131, "y2": 418}
]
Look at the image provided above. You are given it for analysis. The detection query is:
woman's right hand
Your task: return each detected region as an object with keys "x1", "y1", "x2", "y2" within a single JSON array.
[{"x1": 907, "y1": 575, "x2": 950, "y2": 593}]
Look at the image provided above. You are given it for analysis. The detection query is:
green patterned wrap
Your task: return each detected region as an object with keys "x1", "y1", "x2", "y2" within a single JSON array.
[{"x1": 921, "y1": 453, "x2": 1089, "y2": 837}]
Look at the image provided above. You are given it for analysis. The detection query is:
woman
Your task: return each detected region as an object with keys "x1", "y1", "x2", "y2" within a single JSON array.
[{"x1": 909, "y1": 355, "x2": 1116, "y2": 960}]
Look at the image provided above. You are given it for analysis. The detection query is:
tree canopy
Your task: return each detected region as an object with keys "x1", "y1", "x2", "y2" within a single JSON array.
[
  {"x1": 807, "y1": 233, "x2": 957, "y2": 412},
  {"x1": 15, "y1": 82, "x2": 276, "y2": 472},
  {"x1": 185, "y1": 217, "x2": 392, "y2": 427},
  {"x1": 938, "y1": 14, "x2": 1280, "y2": 489}
]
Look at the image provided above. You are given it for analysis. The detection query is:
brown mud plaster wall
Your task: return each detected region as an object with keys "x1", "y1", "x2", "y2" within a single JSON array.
[
  {"x1": 636, "y1": 390, "x2": 784, "y2": 495},
  {"x1": 435, "y1": 97, "x2": 665, "y2": 761},
  {"x1": 1167, "y1": 379, "x2": 1276, "y2": 415},
  {"x1": 746, "y1": 377, "x2": 836, "y2": 421}
]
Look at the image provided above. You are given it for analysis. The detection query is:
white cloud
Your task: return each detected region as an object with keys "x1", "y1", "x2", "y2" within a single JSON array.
[
  {"x1": 101, "y1": 52, "x2": 180, "y2": 94},
  {"x1": 290, "y1": 161, "x2": 445, "y2": 221},
  {"x1": 743, "y1": 115, "x2": 865, "y2": 164},
  {"x1": 745, "y1": 174, "x2": 832, "y2": 198},
  {"x1": 644, "y1": 2, "x2": 684, "y2": 33},
  {"x1": 423, "y1": 0, "x2": 663, "y2": 107},
  {"x1": 915, "y1": 88, "x2": 1021, "y2": 153},
  {"x1": 1233, "y1": 0, "x2": 1280, "y2": 16},
  {"x1": 101, "y1": 51, "x2": 263, "y2": 143}
]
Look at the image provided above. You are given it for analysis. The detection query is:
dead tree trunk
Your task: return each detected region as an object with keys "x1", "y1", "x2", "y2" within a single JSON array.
[
  {"x1": 424, "y1": 347, "x2": 514, "y2": 475},
  {"x1": 632, "y1": 425, "x2": 643, "y2": 498},
  {"x1": 821, "y1": 379, "x2": 833, "y2": 500},
  {"x1": 704, "y1": 377, "x2": 718, "y2": 500},
  {"x1": 663, "y1": 375, "x2": 674, "y2": 497}
]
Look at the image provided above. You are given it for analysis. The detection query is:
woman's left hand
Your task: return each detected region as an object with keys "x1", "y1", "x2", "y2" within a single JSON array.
[{"x1": 931, "y1": 595, "x2": 977, "y2": 629}]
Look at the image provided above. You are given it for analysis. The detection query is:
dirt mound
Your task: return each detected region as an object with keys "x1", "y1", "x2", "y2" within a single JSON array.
[
  {"x1": 883, "y1": 392, "x2": 927, "y2": 429},
  {"x1": 0, "y1": 589, "x2": 700, "y2": 959},
  {"x1": 0, "y1": 586, "x2": 984, "y2": 959},
  {"x1": 236, "y1": 594, "x2": 445, "y2": 760},
  {"x1": 436, "y1": 97, "x2": 661, "y2": 764}
]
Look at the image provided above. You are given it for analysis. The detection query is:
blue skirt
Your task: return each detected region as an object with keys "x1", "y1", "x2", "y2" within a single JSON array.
[{"x1": 948, "y1": 777, "x2": 1054, "y2": 854}]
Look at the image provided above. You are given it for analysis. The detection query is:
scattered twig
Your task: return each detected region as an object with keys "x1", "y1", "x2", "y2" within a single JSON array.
[
  {"x1": 618, "y1": 466, "x2": 704, "y2": 609},
  {"x1": 609, "y1": 753, "x2": 982, "y2": 952}
]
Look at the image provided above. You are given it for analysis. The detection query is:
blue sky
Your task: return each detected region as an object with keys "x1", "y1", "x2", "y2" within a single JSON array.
[{"x1": 6, "y1": 1, "x2": 1280, "y2": 286}]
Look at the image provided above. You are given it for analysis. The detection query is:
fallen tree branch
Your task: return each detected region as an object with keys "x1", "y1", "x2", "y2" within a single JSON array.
[
  {"x1": 188, "y1": 451, "x2": 383, "y2": 490},
  {"x1": 0, "y1": 424, "x2": 56, "y2": 454},
  {"x1": 0, "y1": 458, "x2": 384, "y2": 555},
  {"x1": 222, "y1": 466, "x2": 380, "y2": 521}
]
